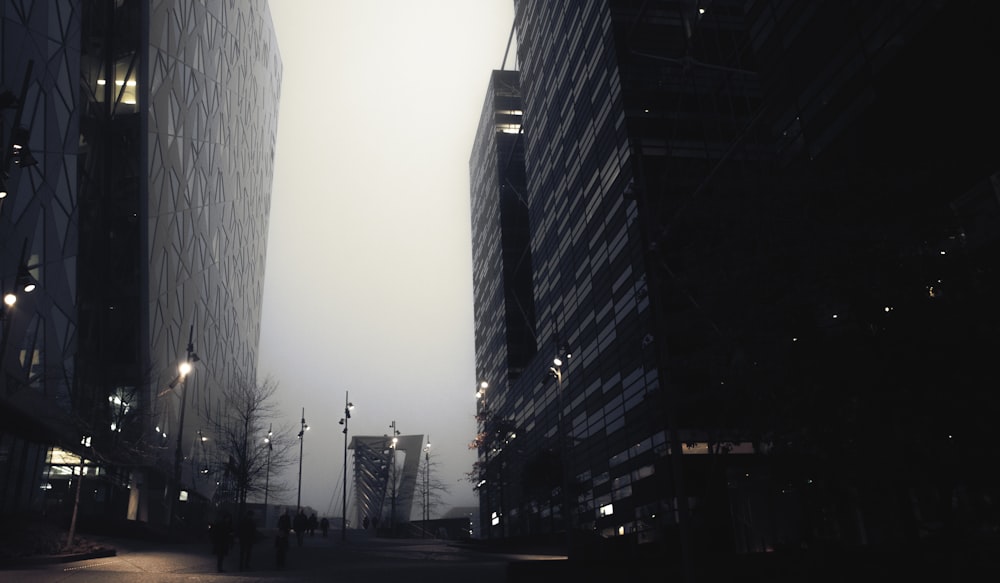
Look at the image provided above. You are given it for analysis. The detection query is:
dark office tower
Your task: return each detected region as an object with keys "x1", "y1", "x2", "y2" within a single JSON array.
[
  {"x1": 467, "y1": 0, "x2": 763, "y2": 556},
  {"x1": 470, "y1": 70, "x2": 535, "y2": 386},
  {"x1": 476, "y1": 0, "x2": 1000, "y2": 567},
  {"x1": 469, "y1": 70, "x2": 534, "y2": 538},
  {"x1": 0, "y1": 1, "x2": 280, "y2": 526}
]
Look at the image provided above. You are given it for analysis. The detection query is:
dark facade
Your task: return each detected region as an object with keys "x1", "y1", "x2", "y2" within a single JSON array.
[
  {"x1": 471, "y1": 0, "x2": 1000, "y2": 561},
  {"x1": 1, "y1": 0, "x2": 280, "y2": 529},
  {"x1": 470, "y1": 70, "x2": 535, "y2": 386},
  {"x1": 469, "y1": 69, "x2": 537, "y2": 537}
]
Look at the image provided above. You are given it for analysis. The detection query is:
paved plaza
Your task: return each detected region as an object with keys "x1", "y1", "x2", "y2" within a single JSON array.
[{"x1": 1, "y1": 530, "x2": 565, "y2": 583}]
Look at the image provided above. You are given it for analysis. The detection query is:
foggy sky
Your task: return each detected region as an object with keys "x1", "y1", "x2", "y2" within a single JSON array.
[{"x1": 258, "y1": 2, "x2": 516, "y2": 517}]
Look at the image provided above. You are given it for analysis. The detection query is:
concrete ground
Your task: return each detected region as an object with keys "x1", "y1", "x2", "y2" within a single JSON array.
[{"x1": 0, "y1": 528, "x2": 569, "y2": 583}]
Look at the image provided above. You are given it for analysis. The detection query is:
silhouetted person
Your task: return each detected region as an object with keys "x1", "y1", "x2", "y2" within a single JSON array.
[
  {"x1": 210, "y1": 511, "x2": 233, "y2": 572},
  {"x1": 320, "y1": 516, "x2": 329, "y2": 537},
  {"x1": 237, "y1": 509, "x2": 258, "y2": 571},
  {"x1": 275, "y1": 510, "x2": 291, "y2": 568},
  {"x1": 308, "y1": 512, "x2": 318, "y2": 536},
  {"x1": 293, "y1": 509, "x2": 307, "y2": 546}
]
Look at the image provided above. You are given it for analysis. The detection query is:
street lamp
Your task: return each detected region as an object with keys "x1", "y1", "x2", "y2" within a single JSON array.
[
  {"x1": 475, "y1": 381, "x2": 492, "y2": 538},
  {"x1": 549, "y1": 349, "x2": 573, "y2": 555},
  {"x1": 388, "y1": 420, "x2": 400, "y2": 533},
  {"x1": 66, "y1": 434, "x2": 92, "y2": 550},
  {"x1": 194, "y1": 430, "x2": 209, "y2": 483},
  {"x1": 297, "y1": 407, "x2": 309, "y2": 514},
  {"x1": 170, "y1": 325, "x2": 199, "y2": 528},
  {"x1": 339, "y1": 393, "x2": 354, "y2": 541},
  {"x1": 423, "y1": 438, "x2": 431, "y2": 536},
  {"x1": 263, "y1": 424, "x2": 273, "y2": 525}
]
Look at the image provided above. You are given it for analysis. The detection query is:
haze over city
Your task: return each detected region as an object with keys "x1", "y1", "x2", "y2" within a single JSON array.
[{"x1": 258, "y1": 2, "x2": 516, "y2": 516}]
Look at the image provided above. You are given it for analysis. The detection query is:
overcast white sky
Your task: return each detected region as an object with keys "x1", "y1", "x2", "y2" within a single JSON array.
[{"x1": 258, "y1": 2, "x2": 516, "y2": 518}]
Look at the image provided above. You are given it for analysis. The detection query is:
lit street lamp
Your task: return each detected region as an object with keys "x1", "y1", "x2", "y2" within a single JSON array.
[
  {"x1": 388, "y1": 420, "x2": 400, "y2": 533},
  {"x1": 169, "y1": 325, "x2": 200, "y2": 528},
  {"x1": 297, "y1": 407, "x2": 309, "y2": 514},
  {"x1": 475, "y1": 381, "x2": 492, "y2": 538},
  {"x1": 263, "y1": 424, "x2": 273, "y2": 525},
  {"x1": 423, "y1": 438, "x2": 431, "y2": 536},
  {"x1": 549, "y1": 349, "x2": 572, "y2": 554},
  {"x1": 339, "y1": 393, "x2": 354, "y2": 541}
]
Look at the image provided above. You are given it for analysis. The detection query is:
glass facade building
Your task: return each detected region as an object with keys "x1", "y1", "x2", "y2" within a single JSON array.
[
  {"x1": 469, "y1": 70, "x2": 536, "y2": 537},
  {"x1": 1, "y1": 0, "x2": 280, "y2": 527},
  {"x1": 472, "y1": 0, "x2": 1000, "y2": 560}
]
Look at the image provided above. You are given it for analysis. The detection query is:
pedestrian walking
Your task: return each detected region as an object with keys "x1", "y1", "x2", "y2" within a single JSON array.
[
  {"x1": 237, "y1": 509, "x2": 258, "y2": 571},
  {"x1": 210, "y1": 511, "x2": 233, "y2": 573},
  {"x1": 293, "y1": 509, "x2": 307, "y2": 546},
  {"x1": 308, "y1": 512, "x2": 318, "y2": 536},
  {"x1": 275, "y1": 509, "x2": 291, "y2": 568},
  {"x1": 320, "y1": 516, "x2": 329, "y2": 537}
]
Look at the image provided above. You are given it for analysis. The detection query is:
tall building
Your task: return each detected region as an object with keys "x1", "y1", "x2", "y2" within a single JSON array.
[
  {"x1": 470, "y1": 70, "x2": 535, "y2": 388},
  {"x1": 469, "y1": 69, "x2": 536, "y2": 537},
  {"x1": 471, "y1": 0, "x2": 1000, "y2": 560},
  {"x1": 0, "y1": 0, "x2": 281, "y2": 528}
]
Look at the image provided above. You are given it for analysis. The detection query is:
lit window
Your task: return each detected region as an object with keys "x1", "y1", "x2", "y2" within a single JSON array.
[
  {"x1": 496, "y1": 123, "x2": 521, "y2": 134},
  {"x1": 599, "y1": 503, "x2": 614, "y2": 517}
]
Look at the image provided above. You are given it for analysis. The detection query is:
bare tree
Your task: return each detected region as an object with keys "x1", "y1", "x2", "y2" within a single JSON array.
[
  {"x1": 415, "y1": 447, "x2": 450, "y2": 530},
  {"x1": 208, "y1": 375, "x2": 295, "y2": 518}
]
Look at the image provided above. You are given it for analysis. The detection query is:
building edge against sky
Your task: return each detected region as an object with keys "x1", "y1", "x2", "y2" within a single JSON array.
[
  {"x1": 0, "y1": 0, "x2": 280, "y2": 528},
  {"x1": 471, "y1": 0, "x2": 1000, "y2": 558}
]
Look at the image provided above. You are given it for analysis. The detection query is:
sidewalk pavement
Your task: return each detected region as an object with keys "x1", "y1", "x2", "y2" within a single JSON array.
[{"x1": 0, "y1": 527, "x2": 559, "y2": 570}]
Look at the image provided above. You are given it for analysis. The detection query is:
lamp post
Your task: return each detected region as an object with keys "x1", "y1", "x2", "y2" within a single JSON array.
[
  {"x1": 549, "y1": 349, "x2": 572, "y2": 556},
  {"x1": 66, "y1": 435, "x2": 91, "y2": 550},
  {"x1": 170, "y1": 325, "x2": 199, "y2": 528},
  {"x1": 263, "y1": 424, "x2": 273, "y2": 525},
  {"x1": 297, "y1": 407, "x2": 309, "y2": 514},
  {"x1": 339, "y1": 393, "x2": 354, "y2": 541},
  {"x1": 194, "y1": 430, "x2": 209, "y2": 488},
  {"x1": 388, "y1": 420, "x2": 400, "y2": 534},
  {"x1": 475, "y1": 381, "x2": 491, "y2": 539},
  {"x1": 423, "y1": 438, "x2": 431, "y2": 537}
]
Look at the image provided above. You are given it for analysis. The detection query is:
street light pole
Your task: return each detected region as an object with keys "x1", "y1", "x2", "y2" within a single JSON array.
[
  {"x1": 297, "y1": 407, "x2": 308, "y2": 514},
  {"x1": 550, "y1": 350, "x2": 572, "y2": 557},
  {"x1": 475, "y1": 381, "x2": 490, "y2": 539},
  {"x1": 423, "y1": 438, "x2": 431, "y2": 536},
  {"x1": 169, "y1": 325, "x2": 199, "y2": 528},
  {"x1": 263, "y1": 424, "x2": 273, "y2": 525},
  {"x1": 340, "y1": 393, "x2": 354, "y2": 541},
  {"x1": 388, "y1": 420, "x2": 400, "y2": 534}
]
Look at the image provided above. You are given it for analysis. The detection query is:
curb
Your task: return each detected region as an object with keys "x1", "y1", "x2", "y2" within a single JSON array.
[{"x1": 0, "y1": 547, "x2": 117, "y2": 569}]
